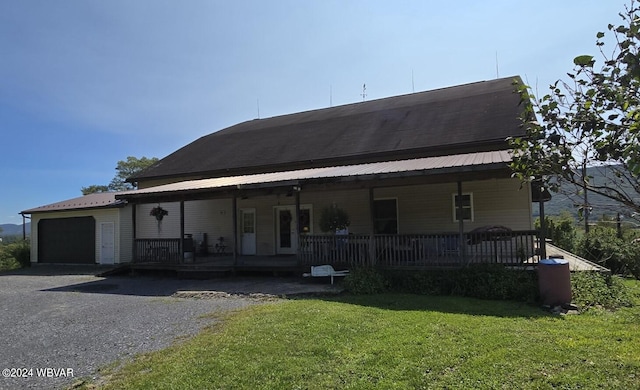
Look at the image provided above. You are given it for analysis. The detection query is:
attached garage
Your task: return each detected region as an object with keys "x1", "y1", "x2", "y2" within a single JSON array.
[
  {"x1": 21, "y1": 193, "x2": 133, "y2": 265},
  {"x1": 38, "y1": 216, "x2": 96, "y2": 264}
]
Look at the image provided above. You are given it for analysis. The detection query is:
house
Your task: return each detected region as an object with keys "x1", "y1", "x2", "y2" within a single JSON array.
[
  {"x1": 22, "y1": 76, "x2": 545, "y2": 270},
  {"x1": 117, "y1": 76, "x2": 539, "y2": 270}
]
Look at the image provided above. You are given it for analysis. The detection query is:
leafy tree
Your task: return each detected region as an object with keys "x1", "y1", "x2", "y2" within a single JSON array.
[
  {"x1": 535, "y1": 211, "x2": 577, "y2": 252},
  {"x1": 81, "y1": 185, "x2": 110, "y2": 195},
  {"x1": 509, "y1": 1, "x2": 640, "y2": 218},
  {"x1": 82, "y1": 156, "x2": 158, "y2": 195}
]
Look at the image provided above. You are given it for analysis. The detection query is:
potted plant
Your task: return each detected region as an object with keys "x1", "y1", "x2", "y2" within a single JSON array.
[{"x1": 319, "y1": 205, "x2": 350, "y2": 233}]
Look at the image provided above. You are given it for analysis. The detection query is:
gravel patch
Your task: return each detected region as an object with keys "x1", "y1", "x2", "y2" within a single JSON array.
[{"x1": 0, "y1": 267, "x2": 334, "y2": 390}]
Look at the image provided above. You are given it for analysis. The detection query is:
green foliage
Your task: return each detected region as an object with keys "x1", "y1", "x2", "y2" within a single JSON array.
[
  {"x1": 81, "y1": 185, "x2": 110, "y2": 194},
  {"x1": 357, "y1": 265, "x2": 635, "y2": 310},
  {"x1": 535, "y1": 211, "x2": 577, "y2": 252},
  {"x1": 571, "y1": 272, "x2": 634, "y2": 310},
  {"x1": 342, "y1": 267, "x2": 388, "y2": 294},
  {"x1": 509, "y1": 1, "x2": 640, "y2": 214},
  {"x1": 384, "y1": 265, "x2": 539, "y2": 302},
  {"x1": 576, "y1": 226, "x2": 640, "y2": 277},
  {"x1": 0, "y1": 241, "x2": 30, "y2": 271},
  {"x1": 82, "y1": 156, "x2": 159, "y2": 194},
  {"x1": 318, "y1": 205, "x2": 350, "y2": 232}
]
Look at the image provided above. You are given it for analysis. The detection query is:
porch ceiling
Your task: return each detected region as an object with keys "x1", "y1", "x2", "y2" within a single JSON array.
[{"x1": 117, "y1": 150, "x2": 513, "y2": 202}]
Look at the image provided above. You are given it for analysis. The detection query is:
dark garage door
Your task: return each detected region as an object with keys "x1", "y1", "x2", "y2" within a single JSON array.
[{"x1": 38, "y1": 217, "x2": 96, "y2": 264}]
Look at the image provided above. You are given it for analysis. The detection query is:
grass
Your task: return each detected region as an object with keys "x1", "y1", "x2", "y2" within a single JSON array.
[{"x1": 96, "y1": 281, "x2": 640, "y2": 390}]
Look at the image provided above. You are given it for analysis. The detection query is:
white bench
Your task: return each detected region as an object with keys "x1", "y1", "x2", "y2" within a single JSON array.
[{"x1": 303, "y1": 265, "x2": 349, "y2": 284}]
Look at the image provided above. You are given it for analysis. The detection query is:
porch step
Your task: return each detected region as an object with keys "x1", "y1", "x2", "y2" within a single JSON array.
[{"x1": 177, "y1": 269, "x2": 232, "y2": 279}]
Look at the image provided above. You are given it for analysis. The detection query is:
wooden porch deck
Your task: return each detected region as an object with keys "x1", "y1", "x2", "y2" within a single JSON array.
[{"x1": 128, "y1": 255, "x2": 303, "y2": 277}]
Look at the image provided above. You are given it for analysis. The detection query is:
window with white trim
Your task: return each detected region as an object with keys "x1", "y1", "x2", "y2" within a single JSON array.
[{"x1": 452, "y1": 193, "x2": 474, "y2": 222}]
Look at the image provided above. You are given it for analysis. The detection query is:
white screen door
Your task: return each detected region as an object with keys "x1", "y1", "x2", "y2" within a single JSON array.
[
  {"x1": 100, "y1": 222, "x2": 115, "y2": 264},
  {"x1": 241, "y1": 209, "x2": 257, "y2": 255}
]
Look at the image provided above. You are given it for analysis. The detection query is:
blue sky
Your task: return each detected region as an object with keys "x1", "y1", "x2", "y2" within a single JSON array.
[{"x1": 0, "y1": 0, "x2": 628, "y2": 225}]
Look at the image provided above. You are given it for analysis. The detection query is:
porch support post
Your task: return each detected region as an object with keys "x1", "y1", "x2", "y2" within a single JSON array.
[
  {"x1": 180, "y1": 201, "x2": 185, "y2": 264},
  {"x1": 132, "y1": 203, "x2": 137, "y2": 262},
  {"x1": 457, "y1": 180, "x2": 466, "y2": 265},
  {"x1": 232, "y1": 195, "x2": 238, "y2": 267},
  {"x1": 295, "y1": 189, "x2": 301, "y2": 264},
  {"x1": 538, "y1": 185, "x2": 547, "y2": 260},
  {"x1": 369, "y1": 187, "x2": 376, "y2": 266},
  {"x1": 21, "y1": 213, "x2": 26, "y2": 240}
]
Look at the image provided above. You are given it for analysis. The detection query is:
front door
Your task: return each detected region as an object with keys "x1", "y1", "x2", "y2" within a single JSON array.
[
  {"x1": 100, "y1": 222, "x2": 115, "y2": 264},
  {"x1": 241, "y1": 208, "x2": 257, "y2": 255},
  {"x1": 275, "y1": 206, "x2": 297, "y2": 254}
]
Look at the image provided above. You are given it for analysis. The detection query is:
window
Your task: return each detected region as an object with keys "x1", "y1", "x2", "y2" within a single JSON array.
[
  {"x1": 452, "y1": 193, "x2": 474, "y2": 222},
  {"x1": 299, "y1": 208, "x2": 311, "y2": 233},
  {"x1": 373, "y1": 199, "x2": 398, "y2": 234}
]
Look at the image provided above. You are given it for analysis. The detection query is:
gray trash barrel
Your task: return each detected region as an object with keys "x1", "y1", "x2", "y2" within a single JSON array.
[{"x1": 538, "y1": 258, "x2": 572, "y2": 306}]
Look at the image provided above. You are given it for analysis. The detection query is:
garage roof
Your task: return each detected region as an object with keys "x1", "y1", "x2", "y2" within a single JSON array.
[{"x1": 21, "y1": 192, "x2": 127, "y2": 214}]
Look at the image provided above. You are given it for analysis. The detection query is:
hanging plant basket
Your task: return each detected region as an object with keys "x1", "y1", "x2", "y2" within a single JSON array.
[{"x1": 150, "y1": 206, "x2": 168, "y2": 221}]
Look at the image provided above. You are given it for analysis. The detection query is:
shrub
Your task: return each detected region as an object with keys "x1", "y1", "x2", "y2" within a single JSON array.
[
  {"x1": 535, "y1": 211, "x2": 577, "y2": 252},
  {"x1": 0, "y1": 241, "x2": 30, "y2": 271},
  {"x1": 625, "y1": 241, "x2": 640, "y2": 280},
  {"x1": 576, "y1": 226, "x2": 638, "y2": 277},
  {"x1": 571, "y1": 271, "x2": 633, "y2": 310},
  {"x1": 318, "y1": 206, "x2": 350, "y2": 233},
  {"x1": 384, "y1": 265, "x2": 539, "y2": 303},
  {"x1": 344, "y1": 264, "x2": 634, "y2": 310},
  {"x1": 342, "y1": 267, "x2": 387, "y2": 294}
]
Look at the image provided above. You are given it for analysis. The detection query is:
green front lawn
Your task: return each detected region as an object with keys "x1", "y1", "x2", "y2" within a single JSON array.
[{"x1": 99, "y1": 284, "x2": 640, "y2": 389}]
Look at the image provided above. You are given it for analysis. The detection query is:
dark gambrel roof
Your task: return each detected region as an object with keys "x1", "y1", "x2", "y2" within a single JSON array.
[{"x1": 134, "y1": 76, "x2": 526, "y2": 182}]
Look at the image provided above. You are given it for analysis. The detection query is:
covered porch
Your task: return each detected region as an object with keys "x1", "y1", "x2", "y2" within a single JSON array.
[{"x1": 118, "y1": 150, "x2": 544, "y2": 272}]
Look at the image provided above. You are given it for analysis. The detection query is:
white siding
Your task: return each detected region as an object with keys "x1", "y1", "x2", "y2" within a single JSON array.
[
  {"x1": 184, "y1": 199, "x2": 233, "y2": 253},
  {"x1": 299, "y1": 189, "x2": 371, "y2": 234},
  {"x1": 375, "y1": 178, "x2": 533, "y2": 233},
  {"x1": 136, "y1": 202, "x2": 182, "y2": 238},
  {"x1": 118, "y1": 206, "x2": 133, "y2": 263},
  {"x1": 135, "y1": 200, "x2": 234, "y2": 254}
]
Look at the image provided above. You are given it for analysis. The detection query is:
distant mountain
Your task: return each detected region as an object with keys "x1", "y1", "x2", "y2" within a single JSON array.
[
  {"x1": 533, "y1": 165, "x2": 637, "y2": 219},
  {"x1": 0, "y1": 223, "x2": 30, "y2": 237}
]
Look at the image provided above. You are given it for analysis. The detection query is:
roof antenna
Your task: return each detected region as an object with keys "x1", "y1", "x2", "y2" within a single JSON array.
[
  {"x1": 257, "y1": 98, "x2": 260, "y2": 119},
  {"x1": 330, "y1": 84, "x2": 332, "y2": 107},
  {"x1": 412, "y1": 69, "x2": 415, "y2": 93},
  {"x1": 361, "y1": 83, "x2": 367, "y2": 101},
  {"x1": 495, "y1": 51, "x2": 500, "y2": 78}
]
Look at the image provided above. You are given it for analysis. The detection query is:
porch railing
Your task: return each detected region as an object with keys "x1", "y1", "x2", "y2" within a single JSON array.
[
  {"x1": 299, "y1": 234, "x2": 371, "y2": 266},
  {"x1": 134, "y1": 238, "x2": 181, "y2": 263},
  {"x1": 299, "y1": 230, "x2": 540, "y2": 268}
]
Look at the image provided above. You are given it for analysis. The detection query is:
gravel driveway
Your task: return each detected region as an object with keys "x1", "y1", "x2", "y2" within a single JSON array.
[{"x1": 0, "y1": 266, "x2": 337, "y2": 390}]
